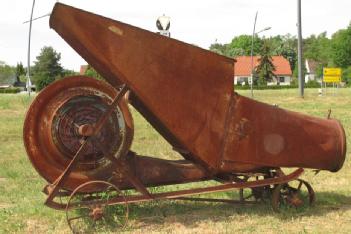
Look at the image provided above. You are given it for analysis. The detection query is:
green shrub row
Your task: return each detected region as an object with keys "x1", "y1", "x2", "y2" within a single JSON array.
[
  {"x1": 235, "y1": 83, "x2": 323, "y2": 90},
  {"x1": 0, "y1": 87, "x2": 21, "y2": 93}
]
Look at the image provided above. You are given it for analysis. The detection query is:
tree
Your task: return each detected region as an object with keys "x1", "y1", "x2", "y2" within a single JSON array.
[
  {"x1": 32, "y1": 46, "x2": 63, "y2": 91},
  {"x1": 84, "y1": 65, "x2": 103, "y2": 80},
  {"x1": 209, "y1": 42, "x2": 229, "y2": 56},
  {"x1": 302, "y1": 32, "x2": 332, "y2": 78},
  {"x1": 62, "y1": 69, "x2": 78, "y2": 77},
  {"x1": 209, "y1": 35, "x2": 263, "y2": 58},
  {"x1": 0, "y1": 62, "x2": 15, "y2": 85},
  {"x1": 271, "y1": 34, "x2": 297, "y2": 72},
  {"x1": 228, "y1": 35, "x2": 263, "y2": 57},
  {"x1": 255, "y1": 41, "x2": 276, "y2": 85},
  {"x1": 15, "y1": 62, "x2": 26, "y2": 83},
  {"x1": 331, "y1": 23, "x2": 351, "y2": 68},
  {"x1": 341, "y1": 66, "x2": 351, "y2": 84},
  {"x1": 16, "y1": 62, "x2": 25, "y2": 77}
]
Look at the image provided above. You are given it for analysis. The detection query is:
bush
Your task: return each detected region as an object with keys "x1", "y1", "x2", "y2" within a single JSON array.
[
  {"x1": 34, "y1": 73, "x2": 55, "y2": 91},
  {"x1": 0, "y1": 87, "x2": 21, "y2": 94},
  {"x1": 235, "y1": 82, "x2": 322, "y2": 90},
  {"x1": 342, "y1": 66, "x2": 351, "y2": 85}
]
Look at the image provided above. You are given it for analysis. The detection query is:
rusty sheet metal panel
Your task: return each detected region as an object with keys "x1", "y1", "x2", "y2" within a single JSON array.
[
  {"x1": 112, "y1": 154, "x2": 208, "y2": 189},
  {"x1": 49, "y1": 3, "x2": 346, "y2": 174},
  {"x1": 220, "y1": 95, "x2": 346, "y2": 172},
  {"x1": 49, "y1": 3, "x2": 234, "y2": 171}
]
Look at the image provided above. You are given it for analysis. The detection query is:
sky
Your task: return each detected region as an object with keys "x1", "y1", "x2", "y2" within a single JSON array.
[{"x1": 0, "y1": 0, "x2": 350, "y2": 71}]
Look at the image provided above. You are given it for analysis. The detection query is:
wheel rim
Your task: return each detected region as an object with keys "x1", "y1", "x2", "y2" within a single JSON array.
[
  {"x1": 272, "y1": 179, "x2": 315, "y2": 212},
  {"x1": 23, "y1": 76, "x2": 134, "y2": 192},
  {"x1": 66, "y1": 180, "x2": 128, "y2": 233}
]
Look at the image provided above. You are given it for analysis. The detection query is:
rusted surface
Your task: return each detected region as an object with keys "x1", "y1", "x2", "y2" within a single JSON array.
[
  {"x1": 23, "y1": 76, "x2": 133, "y2": 192},
  {"x1": 219, "y1": 94, "x2": 346, "y2": 172},
  {"x1": 48, "y1": 3, "x2": 346, "y2": 174},
  {"x1": 64, "y1": 168, "x2": 304, "y2": 210},
  {"x1": 21, "y1": 4, "x2": 348, "y2": 221},
  {"x1": 49, "y1": 3, "x2": 234, "y2": 173}
]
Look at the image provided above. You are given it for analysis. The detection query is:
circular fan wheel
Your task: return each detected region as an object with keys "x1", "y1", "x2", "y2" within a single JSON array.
[{"x1": 23, "y1": 76, "x2": 133, "y2": 192}]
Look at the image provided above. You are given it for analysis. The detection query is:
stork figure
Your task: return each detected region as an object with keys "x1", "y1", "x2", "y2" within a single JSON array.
[{"x1": 156, "y1": 14, "x2": 170, "y2": 37}]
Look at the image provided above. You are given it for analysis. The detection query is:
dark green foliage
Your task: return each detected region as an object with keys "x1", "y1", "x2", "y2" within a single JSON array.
[
  {"x1": 0, "y1": 87, "x2": 21, "y2": 93},
  {"x1": 209, "y1": 35, "x2": 263, "y2": 57},
  {"x1": 0, "y1": 63, "x2": 16, "y2": 86},
  {"x1": 32, "y1": 46, "x2": 63, "y2": 91},
  {"x1": 209, "y1": 42, "x2": 230, "y2": 56},
  {"x1": 0, "y1": 63, "x2": 15, "y2": 77},
  {"x1": 255, "y1": 41, "x2": 276, "y2": 84},
  {"x1": 84, "y1": 65, "x2": 103, "y2": 80},
  {"x1": 342, "y1": 66, "x2": 351, "y2": 84},
  {"x1": 210, "y1": 21, "x2": 351, "y2": 82},
  {"x1": 331, "y1": 23, "x2": 351, "y2": 68},
  {"x1": 304, "y1": 32, "x2": 332, "y2": 65},
  {"x1": 62, "y1": 69, "x2": 78, "y2": 77},
  {"x1": 229, "y1": 35, "x2": 263, "y2": 57},
  {"x1": 268, "y1": 34, "x2": 297, "y2": 71},
  {"x1": 15, "y1": 62, "x2": 26, "y2": 77},
  {"x1": 235, "y1": 82, "x2": 321, "y2": 90}
]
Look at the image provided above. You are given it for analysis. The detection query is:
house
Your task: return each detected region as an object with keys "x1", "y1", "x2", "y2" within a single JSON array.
[
  {"x1": 0, "y1": 73, "x2": 30, "y2": 91},
  {"x1": 0, "y1": 73, "x2": 17, "y2": 89},
  {"x1": 234, "y1": 56, "x2": 292, "y2": 86},
  {"x1": 80, "y1": 65, "x2": 88, "y2": 75},
  {"x1": 305, "y1": 59, "x2": 318, "y2": 83}
]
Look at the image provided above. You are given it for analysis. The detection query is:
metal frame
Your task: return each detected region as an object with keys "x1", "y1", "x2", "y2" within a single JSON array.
[{"x1": 40, "y1": 82, "x2": 306, "y2": 212}]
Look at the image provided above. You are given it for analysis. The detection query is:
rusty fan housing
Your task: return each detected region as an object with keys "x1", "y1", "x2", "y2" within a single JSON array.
[{"x1": 23, "y1": 76, "x2": 133, "y2": 192}]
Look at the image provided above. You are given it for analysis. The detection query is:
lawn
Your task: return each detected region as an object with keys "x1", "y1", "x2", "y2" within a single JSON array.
[{"x1": 0, "y1": 88, "x2": 350, "y2": 233}]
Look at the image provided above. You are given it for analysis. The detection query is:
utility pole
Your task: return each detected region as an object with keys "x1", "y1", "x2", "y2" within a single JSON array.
[{"x1": 297, "y1": 0, "x2": 304, "y2": 97}]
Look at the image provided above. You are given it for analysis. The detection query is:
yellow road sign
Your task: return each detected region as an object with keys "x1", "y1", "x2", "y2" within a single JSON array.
[{"x1": 323, "y1": 68, "x2": 341, "y2": 83}]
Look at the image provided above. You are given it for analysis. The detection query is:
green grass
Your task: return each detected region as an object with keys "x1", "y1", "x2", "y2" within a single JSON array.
[{"x1": 0, "y1": 88, "x2": 351, "y2": 233}]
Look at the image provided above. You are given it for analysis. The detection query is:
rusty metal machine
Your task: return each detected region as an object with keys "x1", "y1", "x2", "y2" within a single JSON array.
[{"x1": 23, "y1": 3, "x2": 346, "y2": 232}]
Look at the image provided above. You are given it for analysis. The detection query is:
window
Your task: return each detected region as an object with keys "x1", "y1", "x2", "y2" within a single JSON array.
[
  {"x1": 238, "y1": 77, "x2": 248, "y2": 85},
  {"x1": 279, "y1": 77, "x2": 285, "y2": 83}
]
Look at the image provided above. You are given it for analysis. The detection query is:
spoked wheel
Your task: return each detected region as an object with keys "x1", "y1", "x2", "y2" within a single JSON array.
[
  {"x1": 66, "y1": 180, "x2": 128, "y2": 233},
  {"x1": 271, "y1": 179, "x2": 315, "y2": 212}
]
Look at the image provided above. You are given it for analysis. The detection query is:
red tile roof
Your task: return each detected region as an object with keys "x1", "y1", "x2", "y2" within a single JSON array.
[{"x1": 234, "y1": 56, "x2": 292, "y2": 76}]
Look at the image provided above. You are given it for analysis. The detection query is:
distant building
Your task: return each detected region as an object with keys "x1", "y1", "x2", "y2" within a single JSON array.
[
  {"x1": 80, "y1": 65, "x2": 88, "y2": 75},
  {"x1": 0, "y1": 73, "x2": 16, "y2": 89},
  {"x1": 234, "y1": 56, "x2": 292, "y2": 86},
  {"x1": 305, "y1": 59, "x2": 318, "y2": 83},
  {"x1": 0, "y1": 73, "x2": 27, "y2": 89}
]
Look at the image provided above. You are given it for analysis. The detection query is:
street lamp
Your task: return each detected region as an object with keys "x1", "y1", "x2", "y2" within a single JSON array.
[
  {"x1": 26, "y1": 0, "x2": 36, "y2": 96},
  {"x1": 249, "y1": 11, "x2": 271, "y2": 98},
  {"x1": 24, "y1": 1, "x2": 53, "y2": 95}
]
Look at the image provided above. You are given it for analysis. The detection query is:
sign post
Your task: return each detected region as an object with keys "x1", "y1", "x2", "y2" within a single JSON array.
[{"x1": 323, "y1": 68, "x2": 342, "y2": 96}]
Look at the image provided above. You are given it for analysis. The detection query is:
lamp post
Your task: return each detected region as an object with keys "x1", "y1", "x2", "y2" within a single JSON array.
[
  {"x1": 249, "y1": 11, "x2": 271, "y2": 98},
  {"x1": 26, "y1": 0, "x2": 36, "y2": 96},
  {"x1": 24, "y1": 1, "x2": 54, "y2": 95}
]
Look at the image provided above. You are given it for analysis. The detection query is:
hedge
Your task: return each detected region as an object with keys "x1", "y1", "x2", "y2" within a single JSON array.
[
  {"x1": 235, "y1": 83, "x2": 323, "y2": 90},
  {"x1": 0, "y1": 87, "x2": 21, "y2": 94}
]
